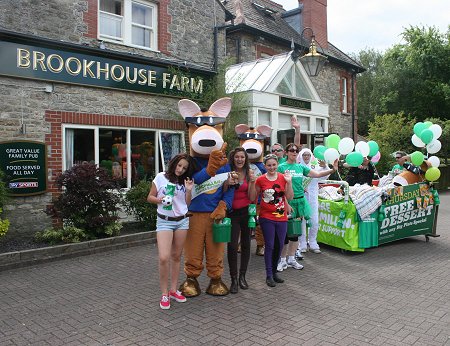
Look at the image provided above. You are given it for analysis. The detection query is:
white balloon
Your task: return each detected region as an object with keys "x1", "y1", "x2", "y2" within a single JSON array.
[
  {"x1": 354, "y1": 141, "x2": 370, "y2": 157},
  {"x1": 427, "y1": 156, "x2": 440, "y2": 168},
  {"x1": 426, "y1": 140, "x2": 441, "y2": 154},
  {"x1": 411, "y1": 134, "x2": 425, "y2": 148},
  {"x1": 429, "y1": 124, "x2": 442, "y2": 140},
  {"x1": 323, "y1": 148, "x2": 340, "y2": 164},
  {"x1": 338, "y1": 137, "x2": 355, "y2": 155}
]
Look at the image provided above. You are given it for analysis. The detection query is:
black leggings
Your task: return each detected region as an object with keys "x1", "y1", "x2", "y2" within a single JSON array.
[{"x1": 227, "y1": 207, "x2": 251, "y2": 277}]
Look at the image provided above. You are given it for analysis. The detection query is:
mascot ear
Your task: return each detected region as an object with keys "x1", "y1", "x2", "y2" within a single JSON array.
[
  {"x1": 256, "y1": 125, "x2": 272, "y2": 138},
  {"x1": 178, "y1": 99, "x2": 201, "y2": 119},
  {"x1": 235, "y1": 124, "x2": 250, "y2": 135},
  {"x1": 209, "y1": 97, "x2": 232, "y2": 118}
]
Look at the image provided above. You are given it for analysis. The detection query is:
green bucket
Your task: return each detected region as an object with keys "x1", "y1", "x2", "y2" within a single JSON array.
[
  {"x1": 213, "y1": 218, "x2": 231, "y2": 243},
  {"x1": 287, "y1": 218, "x2": 302, "y2": 237}
]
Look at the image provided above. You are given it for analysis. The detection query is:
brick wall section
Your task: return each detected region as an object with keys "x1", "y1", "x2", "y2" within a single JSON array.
[
  {"x1": 84, "y1": 0, "x2": 98, "y2": 39},
  {"x1": 158, "y1": 0, "x2": 171, "y2": 55}
]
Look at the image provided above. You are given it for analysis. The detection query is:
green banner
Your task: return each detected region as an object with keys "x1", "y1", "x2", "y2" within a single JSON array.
[
  {"x1": 379, "y1": 183, "x2": 436, "y2": 244},
  {"x1": 0, "y1": 140, "x2": 47, "y2": 196},
  {"x1": 0, "y1": 37, "x2": 208, "y2": 98},
  {"x1": 317, "y1": 199, "x2": 363, "y2": 252}
]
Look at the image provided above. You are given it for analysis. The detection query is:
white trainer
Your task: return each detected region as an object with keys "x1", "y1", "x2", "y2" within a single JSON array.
[
  {"x1": 277, "y1": 260, "x2": 288, "y2": 272},
  {"x1": 310, "y1": 248, "x2": 321, "y2": 254},
  {"x1": 287, "y1": 259, "x2": 304, "y2": 270}
]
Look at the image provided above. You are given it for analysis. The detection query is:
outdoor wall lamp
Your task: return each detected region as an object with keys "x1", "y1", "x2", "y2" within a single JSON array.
[{"x1": 298, "y1": 27, "x2": 327, "y2": 77}]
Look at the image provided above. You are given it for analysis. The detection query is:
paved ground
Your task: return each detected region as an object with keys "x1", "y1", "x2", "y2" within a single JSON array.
[{"x1": 1, "y1": 192, "x2": 449, "y2": 346}]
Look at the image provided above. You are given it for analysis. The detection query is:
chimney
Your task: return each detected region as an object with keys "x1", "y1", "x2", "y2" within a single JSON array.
[{"x1": 299, "y1": 0, "x2": 328, "y2": 49}]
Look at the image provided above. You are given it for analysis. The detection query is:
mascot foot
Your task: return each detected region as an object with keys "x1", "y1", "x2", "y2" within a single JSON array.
[
  {"x1": 179, "y1": 277, "x2": 201, "y2": 298},
  {"x1": 206, "y1": 278, "x2": 229, "y2": 296}
]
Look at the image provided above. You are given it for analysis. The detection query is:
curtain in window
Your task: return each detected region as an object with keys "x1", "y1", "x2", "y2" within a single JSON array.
[{"x1": 65, "y1": 129, "x2": 74, "y2": 170}]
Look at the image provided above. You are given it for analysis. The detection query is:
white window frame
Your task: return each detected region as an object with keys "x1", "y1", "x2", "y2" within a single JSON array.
[
  {"x1": 62, "y1": 124, "x2": 185, "y2": 189},
  {"x1": 98, "y1": 0, "x2": 158, "y2": 51},
  {"x1": 341, "y1": 77, "x2": 348, "y2": 113}
]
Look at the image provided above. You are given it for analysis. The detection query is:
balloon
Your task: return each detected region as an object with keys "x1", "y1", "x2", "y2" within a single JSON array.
[
  {"x1": 338, "y1": 137, "x2": 354, "y2": 155},
  {"x1": 371, "y1": 151, "x2": 381, "y2": 164},
  {"x1": 427, "y1": 156, "x2": 440, "y2": 168},
  {"x1": 355, "y1": 141, "x2": 370, "y2": 157},
  {"x1": 410, "y1": 151, "x2": 424, "y2": 166},
  {"x1": 420, "y1": 129, "x2": 434, "y2": 144},
  {"x1": 425, "y1": 167, "x2": 441, "y2": 182},
  {"x1": 424, "y1": 121, "x2": 433, "y2": 128},
  {"x1": 346, "y1": 152, "x2": 364, "y2": 167},
  {"x1": 324, "y1": 148, "x2": 340, "y2": 164},
  {"x1": 426, "y1": 140, "x2": 441, "y2": 154},
  {"x1": 367, "y1": 141, "x2": 379, "y2": 157},
  {"x1": 313, "y1": 145, "x2": 326, "y2": 160},
  {"x1": 411, "y1": 134, "x2": 425, "y2": 148},
  {"x1": 413, "y1": 122, "x2": 427, "y2": 137},
  {"x1": 429, "y1": 124, "x2": 442, "y2": 139},
  {"x1": 326, "y1": 134, "x2": 341, "y2": 150}
]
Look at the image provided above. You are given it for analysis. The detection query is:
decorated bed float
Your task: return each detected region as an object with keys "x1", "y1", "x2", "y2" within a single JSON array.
[{"x1": 316, "y1": 180, "x2": 440, "y2": 252}]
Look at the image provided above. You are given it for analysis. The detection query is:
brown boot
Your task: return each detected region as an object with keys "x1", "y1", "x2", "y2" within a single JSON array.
[
  {"x1": 178, "y1": 277, "x2": 201, "y2": 298},
  {"x1": 206, "y1": 278, "x2": 229, "y2": 296},
  {"x1": 256, "y1": 245, "x2": 265, "y2": 256}
]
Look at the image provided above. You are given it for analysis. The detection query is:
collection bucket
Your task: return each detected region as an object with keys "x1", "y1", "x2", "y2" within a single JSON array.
[
  {"x1": 213, "y1": 218, "x2": 231, "y2": 243},
  {"x1": 287, "y1": 218, "x2": 302, "y2": 237}
]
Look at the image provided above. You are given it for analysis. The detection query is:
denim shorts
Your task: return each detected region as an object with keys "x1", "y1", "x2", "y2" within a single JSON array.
[{"x1": 156, "y1": 216, "x2": 189, "y2": 232}]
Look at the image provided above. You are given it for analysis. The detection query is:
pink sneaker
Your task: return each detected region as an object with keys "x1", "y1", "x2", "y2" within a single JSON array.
[
  {"x1": 160, "y1": 295, "x2": 170, "y2": 310},
  {"x1": 169, "y1": 290, "x2": 187, "y2": 303}
]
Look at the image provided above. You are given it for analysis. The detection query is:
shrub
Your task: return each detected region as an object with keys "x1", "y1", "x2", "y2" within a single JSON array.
[
  {"x1": 0, "y1": 170, "x2": 10, "y2": 238},
  {"x1": 46, "y1": 162, "x2": 122, "y2": 239},
  {"x1": 123, "y1": 179, "x2": 156, "y2": 230},
  {"x1": 35, "y1": 226, "x2": 87, "y2": 245}
]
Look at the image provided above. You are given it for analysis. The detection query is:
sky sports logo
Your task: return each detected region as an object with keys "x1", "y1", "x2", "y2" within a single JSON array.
[{"x1": 9, "y1": 182, "x2": 38, "y2": 188}]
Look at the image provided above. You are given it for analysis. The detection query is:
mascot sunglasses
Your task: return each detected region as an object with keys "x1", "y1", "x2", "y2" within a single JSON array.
[{"x1": 184, "y1": 116, "x2": 226, "y2": 126}]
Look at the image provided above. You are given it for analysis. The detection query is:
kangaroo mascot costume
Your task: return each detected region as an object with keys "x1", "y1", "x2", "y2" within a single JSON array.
[
  {"x1": 178, "y1": 97, "x2": 234, "y2": 297},
  {"x1": 235, "y1": 124, "x2": 272, "y2": 256}
]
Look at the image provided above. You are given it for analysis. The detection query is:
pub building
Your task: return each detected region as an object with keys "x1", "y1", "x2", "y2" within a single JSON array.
[{"x1": 0, "y1": 0, "x2": 363, "y2": 237}]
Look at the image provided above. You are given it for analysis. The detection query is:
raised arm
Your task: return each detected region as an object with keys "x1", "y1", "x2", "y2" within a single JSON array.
[{"x1": 308, "y1": 159, "x2": 338, "y2": 178}]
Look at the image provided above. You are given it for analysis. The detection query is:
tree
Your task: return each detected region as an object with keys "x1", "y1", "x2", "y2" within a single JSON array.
[{"x1": 356, "y1": 26, "x2": 450, "y2": 136}]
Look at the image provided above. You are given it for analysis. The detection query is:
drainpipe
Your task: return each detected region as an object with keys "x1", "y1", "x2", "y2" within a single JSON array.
[
  {"x1": 213, "y1": 24, "x2": 234, "y2": 72},
  {"x1": 351, "y1": 70, "x2": 356, "y2": 140}
]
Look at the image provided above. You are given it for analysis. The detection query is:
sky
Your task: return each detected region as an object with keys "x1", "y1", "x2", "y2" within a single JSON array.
[{"x1": 277, "y1": 0, "x2": 449, "y2": 54}]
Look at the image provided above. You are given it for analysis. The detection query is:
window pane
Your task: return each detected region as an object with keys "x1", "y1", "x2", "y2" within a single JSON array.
[
  {"x1": 100, "y1": 12, "x2": 123, "y2": 39},
  {"x1": 66, "y1": 128, "x2": 94, "y2": 169},
  {"x1": 159, "y1": 132, "x2": 183, "y2": 171},
  {"x1": 130, "y1": 130, "x2": 156, "y2": 186},
  {"x1": 132, "y1": 26, "x2": 151, "y2": 47},
  {"x1": 275, "y1": 68, "x2": 293, "y2": 95},
  {"x1": 100, "y1": 0, "x2": 122, "y2": 15},
  {"x1": 132, "y1": 2, "x2": 152, "y2": 26},
  {"x1": 294, "y1": 68, "x2": 312, "y2": 99},
  {"x1": 99, "y1": 129, "x2": 127, "y2": 187}
]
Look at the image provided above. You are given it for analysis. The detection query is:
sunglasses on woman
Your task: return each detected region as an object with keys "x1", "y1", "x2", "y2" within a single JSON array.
[{"x1": 287, "y1": 149, "x2": 299, "y2": 153}]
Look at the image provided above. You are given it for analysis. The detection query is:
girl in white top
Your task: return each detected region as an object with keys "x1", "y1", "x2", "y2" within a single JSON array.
[
  {"x1": 147, "y1": 153, "x2": 195, "y2": 310},
  {"x1": 297, "y1": 148, "x2": 329, "y2": 254}
]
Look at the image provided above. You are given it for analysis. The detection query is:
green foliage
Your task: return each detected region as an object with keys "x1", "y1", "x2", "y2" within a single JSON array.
[
  {"x1": 367, "y1": 113, "x2": 416, "y2": 174},
  {"x1": 356, "y1": 26, "x2": 450, "y2": 136},
  {"x1": 0, "y1": 208, "x2": 10, "y2": 238},
  {"x1": 123, "y1": 179, "x2": 156, "y2": 229},
  {"x1": 34, "y1": 226, "x2": 87, "y2": 245},
  {"x1": 0, "y1": 170, "x2": 9, "y2": 210},
  {"x1": 46, "y1": 162, "x2": 122, "y2": 239}
]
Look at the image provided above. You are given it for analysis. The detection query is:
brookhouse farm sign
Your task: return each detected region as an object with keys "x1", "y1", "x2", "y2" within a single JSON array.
[{"x1": 0, "y1": 38, "x2": 208, "y2": 98}]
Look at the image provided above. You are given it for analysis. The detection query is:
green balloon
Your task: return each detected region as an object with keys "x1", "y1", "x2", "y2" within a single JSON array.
[
  {"x1": 424, "y1": 121, "x2": 433, "y2": 128},
  {"x1": 410, "y1": 151, "x2": 424, "y2": 166},
  {"x1": 313, "y1": 145, "x2": 326, "y2": 160},
  {"x1": 413, "y1": 122, "x2": 427, "y2": 137},
  {"x1": 326, "y1": 134, "x2": 341, "y2": 150},
  {"x1": 367, "y1": 141, "x2": 379, "y2": 157},
  {"x1": 420, "y1": 129, "x2": 434, "y2": 144},
  {"x1": 345, "y1": 152, "x2": 364, "y2": 167},
  {"x1": 425, "y1": 167, "x2": 441, "y2": 182}
]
